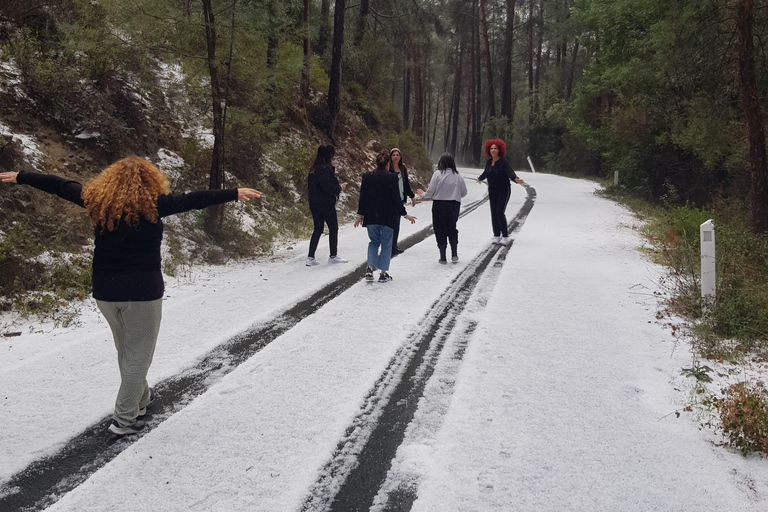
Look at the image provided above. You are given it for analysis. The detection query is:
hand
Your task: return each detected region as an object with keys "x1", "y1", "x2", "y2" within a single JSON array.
[
  {"x1": 340, "y1": 182, "x2": 347, "y2": 192},
  {"x1": 354, "y1": 216, "x2": 363, "y2": 228},
  {"x1": 515, "y1": 177, "x2": 525, "y2": 185},
  {"x1": 411, "y1": 197, "x2": 417, "y2": 207},
  {"x1": 476, "y1": 178, "x2": 482, "y2": 184},
  {"x1": 405, "y1": 215, "x2": 416, "y2": 224},
  {"x1": 415, "y1": 189, "x2": 424, "y2": 197},
  {"x1": 0, "y1": 172, "x2": 19, "y2": 183},
  {"x1": 237, "y1": 188, "x2": 262, "y2": 201}
]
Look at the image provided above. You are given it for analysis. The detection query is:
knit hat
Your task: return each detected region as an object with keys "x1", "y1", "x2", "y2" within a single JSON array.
[{"x1": 389, "y1": 148, "x2": 401, "y2": 156}]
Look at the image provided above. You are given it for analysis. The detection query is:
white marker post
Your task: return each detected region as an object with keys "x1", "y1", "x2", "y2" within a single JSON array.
[
  {"x1": 700, "y1": 219, "x2": 716, "y2": 312},
  {"x1": 614, "y1": 171, "x2": 619, "y2": 186},
  {"x1": 526, "y1": 156, "x2": 536, "y2": 173}
]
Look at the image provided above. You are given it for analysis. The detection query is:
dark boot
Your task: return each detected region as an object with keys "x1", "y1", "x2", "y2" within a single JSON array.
[
  {"x1": 438, "y1": 246, "x2": 447, "y2": 264},
  {"x1": 450, "y1": 243, "x2": 458, "y2": 262}
]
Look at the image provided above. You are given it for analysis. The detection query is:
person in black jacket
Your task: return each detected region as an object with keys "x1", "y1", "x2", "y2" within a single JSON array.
[
  {"x1": 476, "y1": 138, "x2": 525, "y2": 244},
  {"x1": 0, "y1": 157, "x2": 261, "y2": 436},
  {"x1": 307, "y1": 144, "x2": 348, "y2": 266},
  {"x1": 354, "y1": 150, "x2": 416, "y2": 282},
  {"x1": 389, "y1": 148, "x2": 416, "y2": 256}
]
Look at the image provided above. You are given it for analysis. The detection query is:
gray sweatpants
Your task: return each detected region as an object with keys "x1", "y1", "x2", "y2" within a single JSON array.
[{"x1": 96, "y1": 299, "x2": 163, "y2": 427}]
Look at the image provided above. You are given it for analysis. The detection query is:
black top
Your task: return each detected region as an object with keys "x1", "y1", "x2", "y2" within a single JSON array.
[
  {"x1": 307, "y1": 163, "x2": 342, "y2": 207},
  {"x1": 17, "y1": 171, "x2": 238, "y2": 302},
  {"x1": 390, "y1": 164, "x2": 415, "y2": 204},
  {"x1": 357, "y1": 168, "x2": 407, "y2": 230},
  {"x1": 477, "y1": 158, "x2": 519, "y2": 190}
]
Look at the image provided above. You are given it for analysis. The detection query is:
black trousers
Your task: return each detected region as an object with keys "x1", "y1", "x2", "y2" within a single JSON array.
[
  {"x1": 432, "y1": 200, "x2": 461, "y2": 250},
  {"x1": 488, "y1": 186, "x2": 511, "y2": 237},
  {"x1": 392, "y1": 213, "x2": 401, "y2": 251},
  {"x1": 308, "y1": 202, "x2": 339, "y2": 258}
]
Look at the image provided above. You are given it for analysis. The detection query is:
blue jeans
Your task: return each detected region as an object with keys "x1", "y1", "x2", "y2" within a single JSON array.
[{"x1": 366, "y1": 225, "x2": 394, "y2": 271}]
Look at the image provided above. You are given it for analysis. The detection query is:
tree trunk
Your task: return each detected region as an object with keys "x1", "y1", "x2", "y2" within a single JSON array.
[
  {"x1": 565, "y1": 39, "x2": 579, "y2": 101},
  {"x1": 355, "y1": 0, "x2": 368, "y2": 46},
  {"x1": 327, "y1": 0, "x2": 346, "y2": 137},
  {"x1": 501, "y1": 0, "x2": 517, "y2": 120},
  {"x1": 317, "y1": 0, "x2": 331, "y2": 55},
  {"x1": 202, "y1": 0, "x2": 225, "y2": 234},
  {"x1": 534, "y1": 2, "x2": 543, "y2": 118},
  {"x1": 411, "y1": 44, "x2": 424, "y2": 136},
  {"x1": 473, "y1": 0, "x2": 482, "y2": 162},
  {"x1": 301, "y1": 0, "x2": 310, "y2": 98},
  {"x1": 403, "y1": 62, "x2": 411, "y2": 128},
  {"x1": 736, "y1": 0, "x2": 768, "y2": 233},
  {"x1": 449, "y1": 39, "x2": 464, "y2": 156},
  {"x1": 479, "y1": 0, "x2": 496, "y2": 118}
]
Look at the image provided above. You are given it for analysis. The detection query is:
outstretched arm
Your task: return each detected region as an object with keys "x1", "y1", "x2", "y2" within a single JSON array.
[{"x1": 2, "y1": 171, "x2": 85, "y2": 207}]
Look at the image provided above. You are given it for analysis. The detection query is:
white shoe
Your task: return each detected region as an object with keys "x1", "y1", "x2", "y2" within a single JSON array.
[
  {"x1": 500, "y1": 236, "x2": 510, "y2": 244},
  {"x1": 491, "y1": 236, "x2": 502, "y2": 244},
  {"x1": 328, "y1": 255, "x2": 348, "y2": 264},
  {"x1": 306, "y1": 257, "x2": 319, "y2": 266}
]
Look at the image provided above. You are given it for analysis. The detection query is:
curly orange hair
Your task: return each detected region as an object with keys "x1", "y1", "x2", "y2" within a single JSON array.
[
  {"x1": 81, "y1": 156, "x2": 170, "y2": 232},
  {"x1": 483, "y1": 139, "x2": 507, "y2": 159}
]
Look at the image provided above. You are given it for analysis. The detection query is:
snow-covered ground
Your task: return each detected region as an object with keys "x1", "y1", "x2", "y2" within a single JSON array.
[{"x1": 2, "y1": 169, "x2": 768, "y2": 511}]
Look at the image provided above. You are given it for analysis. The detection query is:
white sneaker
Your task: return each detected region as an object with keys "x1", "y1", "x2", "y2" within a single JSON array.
[
  {"x1": 328, "y1": 255, "x2": 348, "y2": 264},
  {"x1": 500, "y1": 236, "x2": 510, "y2": 244},
  {"x1": 306, "y1": 257, "x2": 319, "y2": 266},
  {"x1": 491, "y1": 236, "x2": 502, "y2": 244}
]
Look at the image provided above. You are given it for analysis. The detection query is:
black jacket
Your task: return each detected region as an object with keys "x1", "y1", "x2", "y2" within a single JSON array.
[
  {"x1": 478, "y1": 158, "x2": 519, "y2": 190},
  {"x1": 357, "y1": 168, "x2": 407, "y2": 230},
  {"x1": 308, "y1": 163, "x2": 342, "y2": 207},
  {"x1": 17, "y1": 171, "x2": 238, "y2": 302},
  {"x1": 390, "y1": 164, "x2": 415, "y2": 204}
]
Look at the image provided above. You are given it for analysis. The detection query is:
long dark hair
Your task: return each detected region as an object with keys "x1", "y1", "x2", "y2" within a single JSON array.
[
  {"x1": 310, "y1": 144, "x2": 335, "y2": 173},
  {"x1": 375, "y1": 150, "x2": 390, "y2": 172},
  {"x1": 437, "y1": 153, "x2": 458, "y2": 174}
]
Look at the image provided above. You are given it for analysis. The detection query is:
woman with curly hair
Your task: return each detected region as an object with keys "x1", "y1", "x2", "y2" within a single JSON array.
[
  {"x1": 0, "y1": 157, "x2": 261, "y2": 436},
  {"x1": 476, "y1": 139, "x2": 524, "y2": 244}
]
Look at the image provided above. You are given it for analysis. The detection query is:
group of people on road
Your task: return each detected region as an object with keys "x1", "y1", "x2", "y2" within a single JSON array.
[
  {"x1": 0, "y1": 137, "x2": 523, "y2": 438},
  {"x1": 306, "y1": 138, "x2": 525, "y2": 282}
]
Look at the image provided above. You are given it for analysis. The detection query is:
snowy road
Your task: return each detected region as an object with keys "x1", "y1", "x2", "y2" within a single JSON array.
[{"x1": 2, "y1": 170, "x2": 768, "y2": 511}]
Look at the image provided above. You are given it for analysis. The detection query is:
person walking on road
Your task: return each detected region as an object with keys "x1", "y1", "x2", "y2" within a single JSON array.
[
  {"x1": 0, "y1": 157, "x2": 261, "y2": 436},
  {"x1": 476, "y1": 139, "x2": 524, "y2": 244},
  {"x1": 416, "y1": 153, "x2": 467, "y2": 264},
  {"x1": 389, "y1": 147, "x2": 416, "y2": 256},
  {"x1": 307, "y1": 144, "x2": 348, "y2": 266},
  {"x1": 354, "y1": 150, "x2": 416, "y2": 282}
]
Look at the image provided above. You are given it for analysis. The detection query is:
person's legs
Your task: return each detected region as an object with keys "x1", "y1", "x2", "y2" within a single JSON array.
[
  {"x1": 308, "y1": 205, "x2": 325, "y2": 258},
  {"x1": 367, "y1": 225, "x2": 382, "y2": 269},
  {"x1": 378, "y1": 226, "x2": 394, "y2": 271},
  {"x1": 392, "y1": 215, "x2": 401, "y2": 254},
  {"x1": 448, "y1": 201, "x2": 461, "y2": 255},
  {"x1": 499, "y1": 187, "x2": 512, "y2": 237},
  {"x1": 97, "y1": 299, "x2": 162, "y2": 427},
  {"x1": 326, "y1": 206, "x2": 339, "y2": 257},
  {"x1": 488, "y1": 189, "x2": 501, "y2": 237},
  {"x1": 432, "y1": 202, "x2": 449, "y2": 249}
]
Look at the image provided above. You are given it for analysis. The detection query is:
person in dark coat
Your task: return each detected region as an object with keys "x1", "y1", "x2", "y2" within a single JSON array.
[
  {"x1": 307, "y1": 144, "x2": 348, "y2": 266},
  {"x1": 389, "y1": 147, "x2": 416, "y2": 256},
  {"x1": 0, "y1": 157, "x2": 261, "y2": 436},
  {"x1": 476, "y1": 138, "x2": 525, "y2": 244},
  {"x1": 354, "y1": 150, "x2": 416, "y2": 282}
]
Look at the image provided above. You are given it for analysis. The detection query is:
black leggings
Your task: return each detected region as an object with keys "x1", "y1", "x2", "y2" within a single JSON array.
[
  {"x1": 308, "y1": 202, "x2": 339, "y2": 257},
  {"x1": 432, "y1": 200, "x2": 461, "y2": 249},
  {"x1": 488, "y1": 186, "x2": 511, "y2": 237}
]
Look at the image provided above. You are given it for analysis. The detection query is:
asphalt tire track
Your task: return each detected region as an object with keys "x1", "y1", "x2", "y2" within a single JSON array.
[{"x1": 300, "y1": 185, "x2": 536, "y2": 512}]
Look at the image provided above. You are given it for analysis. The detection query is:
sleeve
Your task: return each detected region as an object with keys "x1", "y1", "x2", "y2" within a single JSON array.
[
  {"x1": 317, "y1": 166, "x2": 342, "y2": 198},
  {"x1": 391, "y1": 176, "x2": 407, "y2": 217},
  {"x1": 477, "y1": 160, "x2": 490, "y2": 182},
  {"x1": 503, "y1": 160, "x2": 519, "y2": 182},
  {"x1": 421, "y1": 171, "x2": 439, "y2": 201},
  {"x1": 16, "y1": 171, "x2": 85, "y2": 207},
  {"x1": 356, "y1": 174, "x2": 368, "y2": 217},
  {"x1": 401, "y1": 166, "x2": 415, "y2": 199},
  {"x1": 157, "y1": 189, "x2": 238, "y2": 217}
]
